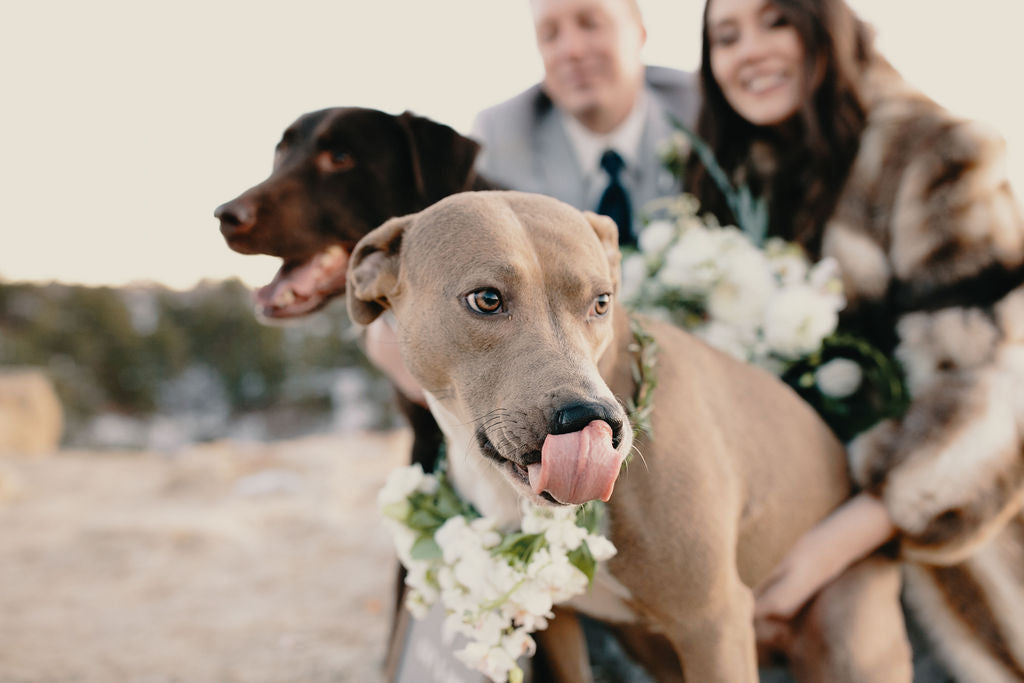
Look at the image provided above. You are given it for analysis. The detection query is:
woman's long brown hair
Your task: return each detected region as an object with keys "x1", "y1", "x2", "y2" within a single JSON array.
[{"x1": 687, "y1": 0, "x2": 873, "y2": 257}]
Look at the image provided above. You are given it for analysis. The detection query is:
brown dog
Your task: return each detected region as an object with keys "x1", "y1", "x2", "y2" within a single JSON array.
[
  {"x1": 347, "y1": 191, "x2": 912, "y2": 682},
  {"x1": 214, "y1": 106, "x2": 492, "y2": 470}
]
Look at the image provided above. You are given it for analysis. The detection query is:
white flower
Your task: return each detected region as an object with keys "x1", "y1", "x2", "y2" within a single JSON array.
[
  {"x1": 694, "y1": 321, "x2": 753, "y2": 362},
  {"x1": 464, "y1": 610, "x2": 511, "y2": 646},
  {"x1": 378, "y1": 464, "x2": 427, "y2": 506},
  {"x1": 530, "y1": 551, "x2": 589, "y2": 602},
  {"x1": 763, "y1": 286, "x2": 840, "y2": 358},
  {"x1": 706, "y1": 248, "x2": 775, "y2": 330},
  {"x1": 501, "y1": 628, "x2": 537, "y2": 660},
  {"x1": 660, "y1": 227, "x2": 720, "y2": 293},
  {"x1": 544, "y1": 519, "x2": 588, "y2": 553},
  {"x1": 814, "y1": 358, "x2": 863, "y2": 398},
  {"x1": 619, "y1": 251, "x2": 649, "y2": 304},
  {"x1": 404, "y1": 561, "x2": 437, "y2": 595},
  {"x1": 808, "y1": 257, "x2": 846, "y2": 308},
  {"x1": 585, "y1": 534, "x2": 618, "y2": 562},
  {"x1": 508, "y1": 583, "x2": 554, "y2": 622},
  {"x1": 659, "y1": 131, "x2": 692, "y2": 162},
  {"x1": 435, "y1": 516, "x2": 475, "y2": 563},
  {"x1": 456, "y1": 641, "x2": 519, "y2": 683},
  {"x1": 638, "y1": 220, "x2": 677, "y2": 255},
  {"x1": 405, "y1": 588, "x2": 434, "y2": 619},
  {"x1": 765, "y1": 242, "x2": 810, "y2": 287},
  {"x1": 470, "y1": 517, "x2": 502, "y2": 549}
]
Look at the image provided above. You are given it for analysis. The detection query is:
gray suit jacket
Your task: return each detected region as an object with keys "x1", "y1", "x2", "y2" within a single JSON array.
[{"x1": 470, "y1": 65, "x2": 699, "y2": 220}]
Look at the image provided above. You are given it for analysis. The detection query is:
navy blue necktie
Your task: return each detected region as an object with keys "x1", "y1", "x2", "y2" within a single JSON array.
[{"x1": 596, "y1": 149, "x2": 634, "y2": 246}]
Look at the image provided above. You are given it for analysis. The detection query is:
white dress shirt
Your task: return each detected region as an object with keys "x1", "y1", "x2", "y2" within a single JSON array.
[{"x1": 560, "y1": 91, "x2": 649, "y2": 211}]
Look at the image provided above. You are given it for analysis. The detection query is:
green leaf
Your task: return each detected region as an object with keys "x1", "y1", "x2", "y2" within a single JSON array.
[
  {"x1": 575, "y1": 502, "x2": 602, "y2": 535},
  {"x1": 492, "y1": 532, "x2": 546, "y2": 564},
  {"x1": 666, "y1": 115, "x2": 769, "y2": 245},
  {"x1": 410, "y1": 535, "x2": 442, "y2": 561},
  {"x1": 435, "y1": 484, "x2": 464, "y2": 519},
  {"x1": 380, "y1": 500, "x2": 411, "y2": 521},
  {"x1": 406, "y1": 508, "x2": 444, "y2": 532},
  {"x1": 568, "y1": 542, "x2": 597, "y2": 583}
]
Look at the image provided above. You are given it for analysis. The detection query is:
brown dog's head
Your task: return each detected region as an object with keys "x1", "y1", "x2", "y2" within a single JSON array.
[
  {"x1": 347, "y1": 191, "x2": 631, "y2": 506},
  {"x1": 214, "y1": 107, "x2": 482, "y2": 319}
]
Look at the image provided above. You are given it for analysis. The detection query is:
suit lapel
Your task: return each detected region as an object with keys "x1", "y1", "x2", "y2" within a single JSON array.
[
  {"x1": 533, "y1": 109, "x2": 587, "y2": 210},
  {"x1": 633, "y1": 90, "x2": 680, "y2": 213}
]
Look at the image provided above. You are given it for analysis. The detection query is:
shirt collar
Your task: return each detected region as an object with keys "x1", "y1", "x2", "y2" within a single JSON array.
[{"x1": 561, "y1": 90, "x2": 649, "y2": 178}]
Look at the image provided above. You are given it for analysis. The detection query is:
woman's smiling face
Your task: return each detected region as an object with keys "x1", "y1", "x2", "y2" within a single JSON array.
[{"x1": 707, "y1": 0, "x2": 808, "y2": 127}]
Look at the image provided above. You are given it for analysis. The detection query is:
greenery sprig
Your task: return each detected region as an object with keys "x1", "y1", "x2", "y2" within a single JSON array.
[
  {"x1": 664, "y1": 115, "x2": 770, "y2": 246},
  {"x1": 626, "y1": 315, "x2": 658, "y2": 445}
]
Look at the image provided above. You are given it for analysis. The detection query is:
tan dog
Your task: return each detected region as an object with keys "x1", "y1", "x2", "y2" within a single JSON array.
[{"x1": 348, "y1": 191, "x2": 910, "y2": 682}]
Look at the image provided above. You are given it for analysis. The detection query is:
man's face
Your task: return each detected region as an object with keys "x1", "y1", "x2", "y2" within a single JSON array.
[{"x1": 531, "y1": 0, "x2": 646, "y2": 131}]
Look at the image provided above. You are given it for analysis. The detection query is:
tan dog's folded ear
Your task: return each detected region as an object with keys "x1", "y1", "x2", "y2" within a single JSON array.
[
  {"x1": 398, "y1": 111, "x2": 481, "y2": 204},
  {"x1": 583, "y1": 211, "x2": 623, "y2": 282},
  {"x1": 346, "y1": 215, "x2": 411, "y2": 325}
]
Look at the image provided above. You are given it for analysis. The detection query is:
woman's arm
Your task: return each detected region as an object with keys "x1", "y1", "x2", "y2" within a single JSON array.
[{"x1": 754, "y1": 491, "x2": 896, "y2": 621}]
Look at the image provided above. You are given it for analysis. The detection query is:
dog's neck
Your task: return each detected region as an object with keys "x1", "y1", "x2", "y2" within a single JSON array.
[{"x1": 422, "y1": 390, "x2": 523, "y2": 530}]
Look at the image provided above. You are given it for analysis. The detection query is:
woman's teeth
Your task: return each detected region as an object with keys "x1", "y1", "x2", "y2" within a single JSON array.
[{"x1": 745, "y1": 72, "x2": 786, "y2": 94}]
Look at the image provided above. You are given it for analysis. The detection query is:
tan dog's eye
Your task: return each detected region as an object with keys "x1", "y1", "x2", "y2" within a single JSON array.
[
  {"x1": 316, "y1": 150, "x2": 356, "y2": 173},
  {"x1": 466, "y1": 288, "x2": 504, "y2": 314},
  {"x1": 593, "y1": 293, "x2": 611, "y2": 316}
]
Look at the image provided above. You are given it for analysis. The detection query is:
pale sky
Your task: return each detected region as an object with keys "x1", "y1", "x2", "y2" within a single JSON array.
[{"x1": 3, "y1": 1, "x2": 1024, "y2": 290}]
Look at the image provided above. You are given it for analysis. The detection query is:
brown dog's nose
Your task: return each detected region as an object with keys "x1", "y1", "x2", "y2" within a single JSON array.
[{"x1": 215, "y1": 199, "x2": 255, "y2": 238}]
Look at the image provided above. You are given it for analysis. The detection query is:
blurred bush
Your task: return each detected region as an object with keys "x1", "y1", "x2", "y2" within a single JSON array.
[{"x1": 0, "y1": 278, "x2": 395, "y2": 448}]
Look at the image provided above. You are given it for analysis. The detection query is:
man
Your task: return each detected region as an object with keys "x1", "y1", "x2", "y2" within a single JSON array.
[
  {"x1": 371, "y1": 0, "x2": 698, "y2": 402},
  {"x1": 472, "y1": 0, "x2": 699, "y2": 244}
]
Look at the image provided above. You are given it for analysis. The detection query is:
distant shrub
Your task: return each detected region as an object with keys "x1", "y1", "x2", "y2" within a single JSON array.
[{"x1": 0, "y1": 279, "x2": 392, "y2": 446}]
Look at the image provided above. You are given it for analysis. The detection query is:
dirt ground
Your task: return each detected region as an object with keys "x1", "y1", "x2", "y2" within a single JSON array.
[{"x1": 0, "y1": 430, "x2": 411, "y2": 683}]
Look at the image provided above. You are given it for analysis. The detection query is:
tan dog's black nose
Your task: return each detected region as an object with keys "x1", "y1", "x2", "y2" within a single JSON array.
[
  {"x1": 552, "y1": 401, "x2": 624, "y2": 447},
  {"x1": 215, "y1": 199, "x2": 255, "y2": 239}
]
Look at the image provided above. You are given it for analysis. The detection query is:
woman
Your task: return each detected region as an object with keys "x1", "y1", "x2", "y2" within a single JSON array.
[{"x1": 691, "y1": 0, "x2": 1024, "y2": 680}]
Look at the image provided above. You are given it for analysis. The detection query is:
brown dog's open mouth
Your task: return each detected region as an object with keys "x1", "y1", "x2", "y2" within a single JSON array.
[{"x1": 255, "y1": 244, "x2": 352, "y2": 319}]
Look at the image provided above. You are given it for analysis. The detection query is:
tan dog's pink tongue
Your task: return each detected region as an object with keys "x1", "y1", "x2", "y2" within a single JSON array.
[{"x1": 528, "y1": 420, "x2": 623, "y2": 504}]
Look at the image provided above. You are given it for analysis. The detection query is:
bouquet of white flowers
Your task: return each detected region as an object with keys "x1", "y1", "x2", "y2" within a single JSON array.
[
  {"x1": 622, "y1": 191, "x2": 907, "y2": 442},
  {"x1": 378, "y1": 460, "x2": 616, "y2": 683},
  {"x1": 623, "y1": 194, "x2": 846, "y2": 374},
  {"x1": 633, "y1": 119, "x2": 911, "y2": 443}
]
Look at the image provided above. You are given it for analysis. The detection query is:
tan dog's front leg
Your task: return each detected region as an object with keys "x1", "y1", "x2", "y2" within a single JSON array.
[
  {"x1": 663, "y1": 577, "x2": 759, "y2": 683},
  {"x1": 788, "y1": 555, "x2": 911, "y2": 683},
  {"x1": 531, "y1": 606, "x2": 593, "y2": 683}
]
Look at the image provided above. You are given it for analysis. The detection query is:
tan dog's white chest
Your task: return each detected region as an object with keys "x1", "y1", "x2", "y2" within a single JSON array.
[{"x1": 423, "y1": 390, "x2": 522, "y2": 529}]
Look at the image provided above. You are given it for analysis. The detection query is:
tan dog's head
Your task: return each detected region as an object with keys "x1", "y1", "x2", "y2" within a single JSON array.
[{"x1": 347, "y1": 191, "x2": 632, "y2": 506}]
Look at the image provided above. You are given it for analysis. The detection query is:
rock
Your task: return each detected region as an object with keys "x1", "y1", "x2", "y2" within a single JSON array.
[{"x1": 0, "y1": 367, "x2": 63, "y2": 455}]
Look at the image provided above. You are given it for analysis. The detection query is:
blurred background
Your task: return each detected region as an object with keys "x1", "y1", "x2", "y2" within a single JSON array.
[
  {"x1": 3, "y1": 0, "x2": 1022, "y2": 449},
  {"x1": 1, "y1": 2, "x2": 1022, "y2": 681}
]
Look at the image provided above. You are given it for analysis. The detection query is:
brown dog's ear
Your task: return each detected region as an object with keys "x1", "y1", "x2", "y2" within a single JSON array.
[
  {"x1": 397, "y1": 111, "x2": 481, "y2": 205},
  {"x1": 583, "y1": 211, "x2": 623, "y2": 281},
  {"x1": 346, "y1": 214, "x2": 412, "y2": 325}
]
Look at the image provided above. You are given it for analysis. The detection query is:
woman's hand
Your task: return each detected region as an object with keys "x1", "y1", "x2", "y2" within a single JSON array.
[{"x1": 754, "y1": 492, "x2": 897, "y2": 646}]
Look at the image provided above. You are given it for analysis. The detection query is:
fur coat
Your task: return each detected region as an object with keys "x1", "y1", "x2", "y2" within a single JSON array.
[{"x1": 820, "y1": 57, "x2": 1024, "y2": 682}]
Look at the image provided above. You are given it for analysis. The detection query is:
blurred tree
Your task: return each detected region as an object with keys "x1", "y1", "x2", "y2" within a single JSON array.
[{"x1": 0, "y1": 278, "x2": 389, "y2": 446}]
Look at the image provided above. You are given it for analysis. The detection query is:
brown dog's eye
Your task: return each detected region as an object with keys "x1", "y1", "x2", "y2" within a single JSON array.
[
  {"x1": 316, "y1": 150, "x2": 356, "y2": 173},
  {"x1": 466, "y1": 288, "x2": 504, "y2": 315},
  {"x1": 593, "y1": 293, "x2": 611, "y2": 316}
]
